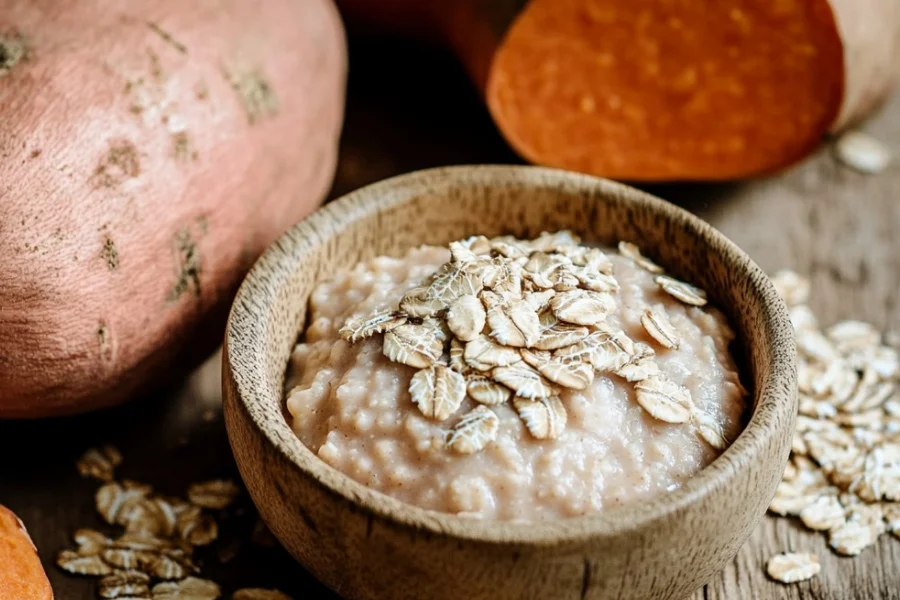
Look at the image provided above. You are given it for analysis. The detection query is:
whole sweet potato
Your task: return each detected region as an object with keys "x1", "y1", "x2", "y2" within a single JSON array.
[
  {"x1": 0, "y1": 0, "x2": 346, "y2": 417},
  {"x1": 0, "y1": 506, "x2": 52, "y2": 600},
  {"x1": 339, "y1": 0, "x2": 900, "y2": 181}
]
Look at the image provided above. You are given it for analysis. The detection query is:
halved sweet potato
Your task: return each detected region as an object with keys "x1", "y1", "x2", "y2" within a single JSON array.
[
  {"x1": 339, "y1": 0, "x2": 900, "y2": 180},
  {"x1": 0, "y1": 506, "x2": 52, "y2": 600}
]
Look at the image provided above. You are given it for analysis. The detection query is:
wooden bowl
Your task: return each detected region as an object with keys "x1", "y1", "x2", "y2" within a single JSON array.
[{"x1": 223, "y1": 165, "x2": 797, "y2": 600}]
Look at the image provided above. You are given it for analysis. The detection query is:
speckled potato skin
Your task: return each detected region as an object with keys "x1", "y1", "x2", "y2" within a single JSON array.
[{"x1": 0, "y1": 0, "x2": 347, "y2": 417}]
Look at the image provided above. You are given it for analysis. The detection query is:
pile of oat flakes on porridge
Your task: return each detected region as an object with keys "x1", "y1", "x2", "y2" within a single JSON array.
[{"x1": 286, "y1": 232, "x2": 747, "y2": 520}]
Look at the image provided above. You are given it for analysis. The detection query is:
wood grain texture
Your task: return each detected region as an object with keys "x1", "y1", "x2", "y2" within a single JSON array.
[{"x1": 1, "y1": 36, "x2": 899, "y2": 599}]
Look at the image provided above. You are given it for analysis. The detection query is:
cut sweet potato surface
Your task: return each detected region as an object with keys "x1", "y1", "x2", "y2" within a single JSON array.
[
  {"x1": 487, "y1": 0, "x2": 845, "y2": 180},
  {"x1": 0, "y1": 507, "x2": 52, "y2": 600}
]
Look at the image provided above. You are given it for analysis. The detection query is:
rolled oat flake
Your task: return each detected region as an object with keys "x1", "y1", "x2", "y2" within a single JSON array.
[
  {"x1": 766, "y1": 552, "x2": 820, "y2": 584},
  {"x1": 835, "y1": 130, "x2": 891, "y2": 174}
]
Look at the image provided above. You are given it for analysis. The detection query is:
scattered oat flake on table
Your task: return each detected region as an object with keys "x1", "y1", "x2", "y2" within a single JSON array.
[
  {"x1": 102, "y1": 547, "x2": 157, "y2": 570},
  {"x1": 177, "y1": 509, "x2": 218, "y2": 547},
  {"x1": 61, "y1": 448, "x2": 286, "y2": 599},
  {"x1": 77, "y1": 446, "x2": 123, "y2": 482},
  {"x1": 120, "y1": 497, "x2": 171, "y2": 537},
  {"x1": 834, "y1": 130, "x2": 891, "y2": 174},
  {"x1": 187, "y1": 480, "x2": 241, "y2": 510},
  {"x1": 98, "y1": 569, "x2": 151, "y2": 598},
  {"x1": 152, "y1": 576, "x2": 220, "y2": 600},
  {"x1": 770, "y1": 270, "x2": 810, "y2": 307},
  {"x1": 57, "y1": 549, "x2": 113, "y2": 576},
  {"x1": 74, "y1": 528, "x2": 110, "y2": 555},
  {"x1": 765, "y1": 268, "x2": 900, "y2": 575},
  {"x1": 96, "y1": 481, "x2": 150, "y2": 525},
  {"x1": 766, "y1": 552, "x2": 820, "y2": 584},
  {"x1": 114, "y1": 531, "x2": 169, "y2": 552},
  {"x1": 798, "y1": 495, "x2": 846, "y2": 531},
  {"x1": 829, "y1": 519, "x2": 880, "y2": 556},
  {"x1": 149, "y1": 554, "x2": 190, "y2": 580}
]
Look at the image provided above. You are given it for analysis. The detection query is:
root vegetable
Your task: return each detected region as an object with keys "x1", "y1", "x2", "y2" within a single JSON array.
[
  {"x1": 339, "y1": 0, "x2": 900, "y2": 181},
  {"x1": 0, "y1": 506, "x2": 52, "y2": 600},
  {"x1": 0, "y1": 0, "x2": 346, "y2": 416}
]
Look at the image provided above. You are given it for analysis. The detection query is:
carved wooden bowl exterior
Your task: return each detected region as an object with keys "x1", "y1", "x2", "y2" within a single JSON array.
[{"x1": 223, "y1": 165, "x2": 797, "y2": 600}]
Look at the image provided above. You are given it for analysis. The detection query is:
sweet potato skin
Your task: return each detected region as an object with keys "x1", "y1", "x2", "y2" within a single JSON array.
[
  {"x1": 0, "y1": 506, "x2": 53, "y2": 600},
  {"x1": 0, "y1": 0, "x2": 346, "y2": 417},
  {"x1": 828, "y1": 0, "x2": 900, "y2": 130}
]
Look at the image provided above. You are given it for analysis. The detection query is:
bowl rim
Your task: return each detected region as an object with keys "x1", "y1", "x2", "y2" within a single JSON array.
[{"x1": 225, "y1": 164, "x2": 797, "y2": 546}]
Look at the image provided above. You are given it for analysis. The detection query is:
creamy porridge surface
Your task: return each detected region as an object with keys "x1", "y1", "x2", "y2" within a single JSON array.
[{"x1": 286, "y1": 238, "x2": 747, "y2": 521}]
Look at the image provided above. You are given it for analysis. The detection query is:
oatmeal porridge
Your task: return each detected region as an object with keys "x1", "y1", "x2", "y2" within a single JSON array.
[{"x1": 285, "y1": 232, "x2": 747, "y2": 521}]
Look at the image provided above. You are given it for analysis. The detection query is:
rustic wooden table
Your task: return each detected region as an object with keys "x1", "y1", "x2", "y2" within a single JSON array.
[{"x1": 3, "y1": 37, "x2": 899, "y2": 600}]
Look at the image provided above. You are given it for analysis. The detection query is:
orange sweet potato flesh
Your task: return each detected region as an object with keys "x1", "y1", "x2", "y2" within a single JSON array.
[
  {"x1": 0, "y1": 0, "x2": 346, "y2": 417},
  {"x1": 0, "y1": 507, "x2": 53, "y2": 600},
  {"x1": 489, "y1": 0, "x2": 845, "y2": 181},
  {"x1": 338, "y1": 0, "x2": 900, "y2": 181}
]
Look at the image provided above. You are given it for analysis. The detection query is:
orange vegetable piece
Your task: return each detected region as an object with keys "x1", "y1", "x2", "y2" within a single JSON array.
[{"x1": 0, "y1": 506, "x2": 53, "y2": 600}]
